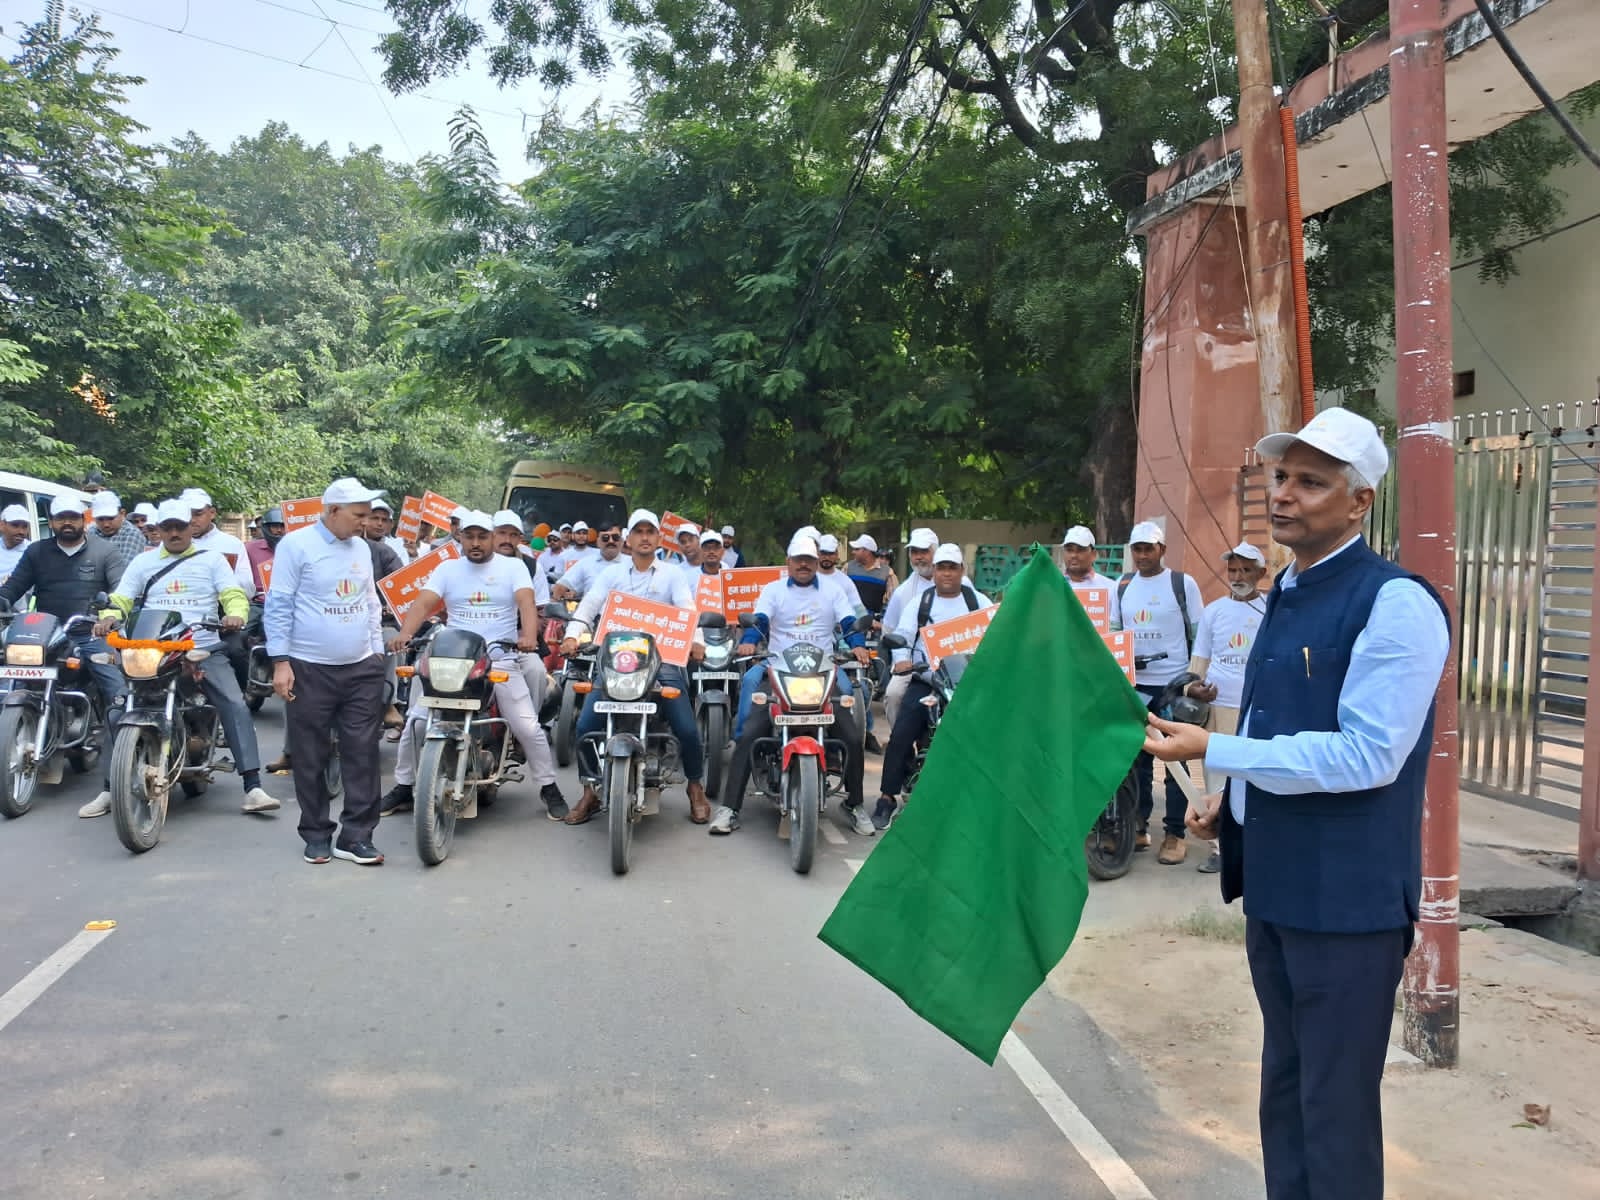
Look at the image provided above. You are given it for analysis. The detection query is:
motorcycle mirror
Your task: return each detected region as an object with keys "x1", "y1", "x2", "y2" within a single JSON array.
[
  {"x1": 542, "y1": 602, "x2": 568, "y2": 619},
  {"x1": 737, "y1": 612, "x2": 757, "y2": 629},
  {"x1": 697, "y1": 612, "x2": 727, "y2": 630},
  {"x1": 880, "y1": 633, "x2": 908, "y2": 652},
  {"x1": 92, "y1": 591, "x2": 110, "y2": 609}
]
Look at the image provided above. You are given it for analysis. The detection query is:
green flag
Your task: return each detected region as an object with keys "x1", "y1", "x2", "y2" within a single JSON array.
[{"x1": 818, "y1": 549, "x2": 1148, "y2": 1063}]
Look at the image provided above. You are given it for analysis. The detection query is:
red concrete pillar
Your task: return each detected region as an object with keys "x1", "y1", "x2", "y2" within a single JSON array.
[{"x1": 1135, "y1": 202, "x2": 1265, "y2": 598}]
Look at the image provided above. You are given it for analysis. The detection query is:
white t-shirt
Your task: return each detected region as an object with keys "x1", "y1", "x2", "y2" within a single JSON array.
[
  {"x1": 1119, "y1": 568, "x2": 1204, "y2": 687},
  {"x1": 819, "y1": 569, "x2": 864, "y2": 615},
  {"x1": 0, "y1": 541, "x2": 27, "y2": 589},
  {"x1": 1192, "y1": 595, "x2": 1266, "y2": 709},
  {"x1": 192, "y1": 526, "x2": 254, "y2": 594},
  {"x1": 1068, "y1": 571, "x2": 1122, "y2": 631},
  {"x1": 113, "y1": 547, "x2": 242, "y2": 650},
  {"x1": 753, "y1": 576, "x2": 856, "y2": 656},
  {"x1": 426, "y1": 554, "x2": 536, "y2": 653},
  {"x1": 559, "y1": 551, "x2": 620, "y2": 598}
]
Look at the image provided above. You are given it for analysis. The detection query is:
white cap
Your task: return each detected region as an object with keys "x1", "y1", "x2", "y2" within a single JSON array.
[
  {"x1": 817, "y1": 533, "x2": 839, "y2": 554},
  {"x1": 49, "y1": 494, "x2": 89, "y2": 517},
  {"x1": 571, "y1": 520, "x2": 589, "y2": 533},
  {"x1": 849, "y1": 533, "x2": 878, "y2": 552},
  {"x1": 154, "y1": 499, "x2": 193, "y2": 525},
  {"x1": 1, "y1": 504, "x2": 29, "y2": 523},
  {"x1": 907, "y1": 527, "x2": 938, "y2": 550},
  {"x1": 676, "y1": 522, "x2": 700, "y2": 539},
  {"x1": 627, "y1": 508, "x2": 660, "y2": 531},
  {"x1": 721, "y1": 525, "x2": 735, "y2": 537},
  {"x1": 1128, "y1": 520, "x2": 1165, "y2": 546},
  {"x1": 370, "y1": 497, "x2": 393, "y2": 513},
  {"x1": 933, "y1": 542, "x2": 964, "y2": 565},
  {"x1": 180, "y1": 487, "x2": 213, "y2": 510},
  {"x1": 559, "y1": 522, "x2": 573, "y2": 531},
  {"x1": 700, "y1": 528, "x2": 723, "y2": 545},
  {"x1": 449, "y1": 505, "x2": 469, "y2": 522},
  {"x1": 323, "y1": 477, "x2": 386, "y2": 506},
  {"x1": 795, "y1": 525, "x2": 821, "y2": 543},
  {"x1": 458, "y1": 509, "x2": 494, "y2": 532},
  {"x1": 492, "y1": 509, "x2": 524, "y2": 532},
  {"x1": 90, "y1": 492, "x2": 122, "y2": 517},
  {"x1": 1062, "y1": 525, "x2": 1096, "y2": 549},
  {"x1": 1223, "y1": 541, "x2": 1266, "y2": 565},
  {"x1": 787, "y1": 534, "x2": 820, "y2": 558},
  {"x1": 1255, "y1": 406, "x2": 1388, "y2": 487}
]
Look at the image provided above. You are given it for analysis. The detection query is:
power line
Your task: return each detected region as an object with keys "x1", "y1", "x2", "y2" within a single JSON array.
[
  {"x1": 1471, "y1": 0, "x2": 1600, "y2": 172},
  {"x1": 239, "y1": 0, "x2": 388, "y2": 37},
  {"x1": 308, "y1": 0, "x2": 414, "y2": 157}
]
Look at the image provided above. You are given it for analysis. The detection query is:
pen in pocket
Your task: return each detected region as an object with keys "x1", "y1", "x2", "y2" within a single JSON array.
[{"x1": 1302, "y1": 647, "x2": 1311, "y2": 678}]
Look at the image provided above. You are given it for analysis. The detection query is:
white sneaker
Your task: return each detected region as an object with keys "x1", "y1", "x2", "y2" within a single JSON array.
[
  {"x1": 842, "y1": 802, "x2": 876, "y2": 837},
  {"x1": 707, "y1": 805, "x2": 739, "y2": 835},
  {"x1": 79, "y1": 791, "x2": 111, "y2": 819},
  {"x1": 241, "y1": 787, "x2": 281, "y2": 814}
]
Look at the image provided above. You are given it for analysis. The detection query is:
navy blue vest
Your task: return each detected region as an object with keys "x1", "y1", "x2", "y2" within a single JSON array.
[{"x1": 1219, "y1": 539, "x2": 1446, "y2": 933}]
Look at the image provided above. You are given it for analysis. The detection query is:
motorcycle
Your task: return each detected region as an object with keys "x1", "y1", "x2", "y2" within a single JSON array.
[
  {"x1": 1084, "y1": 658, "x2": 1211, "y2": 882},
  {"x1": 104, "y1": 609, "x2": 232, "y2": 853},
  {"x1": 577, "y1": 622, "x2": 700, "y2": 876},
  {"x1": 739, "y1": 615, "x2": 857, "y2": 875},
  {"x1": 0, "y1": 600, "x2": 107, "y2": 818},
  {"x1": 544, "y1": 601, "x2": 590, "y2": 768},
  {"x1": 689, "y1": 613, "x2": 738, "y2": 800},
  {"x1": 876, "y1": 631, "x2": 968, "y2": 801},
  {"x1": 396, "y1": 628, "x2": 522, "y2": 866},
  {"x1": 243, "y1": 607, "x2": 273, "y2": 713}
]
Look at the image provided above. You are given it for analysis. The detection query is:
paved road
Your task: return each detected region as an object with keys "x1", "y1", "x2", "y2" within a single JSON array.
[{"x1": 0, "y1": 705, "x2": 1262, "y2": 1199}]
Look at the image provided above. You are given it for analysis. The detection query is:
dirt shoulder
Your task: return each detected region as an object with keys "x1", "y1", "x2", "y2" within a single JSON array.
[{"x1": 1051, "y1": 913, "x2": 1600, "y2": 1199}]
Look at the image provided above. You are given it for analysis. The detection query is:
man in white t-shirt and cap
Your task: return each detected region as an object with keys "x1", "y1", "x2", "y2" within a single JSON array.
[
  {"x1": 0, "y1": 504, "x2": 30, "y2": 588},
  {"x1": 1119, "y1": 517, "x2": 1205, "y2": 864},
  {"x1": 696, "y1": 527, "x2": 726, "y2": 574},
  {"x1": 368, "y1": 497, "x2": 410, "y2": 563},
  {"x1": 1181, "y1": 541, "x2": 1267, "y2": 872},
  {"x1": 88, "y1": 491, "x2": 148, "y2": 577},
  {"x1": 720, "y1": 525, "x2": 742, "y2": 568},
  {"x1": 1061, "y1": 525, "x2": 1121, "y2": 631},
  {"x1": 673, "y1": 522, "x2": 704, "y2": 579},
  {"x1": 560, "y1": 521, "x2": 597, "y2": 574},
  {"x1": 882, "y1": 527, "x2": 942, "y2": 725},
  {"x1": 815, "y1": 534, "x2": 865, "y2": 615},
  {"x1": 130, "y1": 502, "x2": 161, "y2": 545}
]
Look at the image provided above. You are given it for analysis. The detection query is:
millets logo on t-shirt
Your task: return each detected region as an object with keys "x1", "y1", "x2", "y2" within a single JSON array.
[
  {"x1": 1228, "y1": 631, "x2": 1251, "y2": 650},
  {"x1": 334, "y1": 578, "x2": 359, "y2": 599},
  {"x1": 164, "y1": 578, "x2": 187, "y2": 595},
  {"x1": 1132, "y1": 608, "x2": 1152, "y2": 625},
  {"x1": 467, "y1": 590, "x2": 491, "y2": 606}
]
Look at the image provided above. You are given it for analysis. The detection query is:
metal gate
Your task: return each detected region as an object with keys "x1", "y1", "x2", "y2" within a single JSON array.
[{"x1": 1240, "y1": 401, "x2": 1596, "y2": 809}]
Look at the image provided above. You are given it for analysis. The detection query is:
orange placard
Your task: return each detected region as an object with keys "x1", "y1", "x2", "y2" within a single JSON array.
[
  {"x1": 377, "y1": 541, "x2": 461, "y2": 622},
  {"x1": 1101, "y1": 630, "x2": 1135, "y2": 686},
  {"x1": 281, "y1": 497, "x2": 323, "y2": 531},
  {"x1": 659, "y1": 510, "x2": 699, "y2": 546},
  {"x1": 595, "y1": 592, "x2": 696, "y2": 668},
  {"x1": 419, "y1": 490, "x2": 462, "y2": 532},
  {"x1": 259, "y1": 559, "x2": 273, "y2": 591},
  {"x1": 397, "y1": 495, "x2": 423, "y2": 541},
  {"x1": 720, "y1": 566, "x2": 786, "y2": 619},
  {"x1": 694, "y1": 572, "x2": 724, "y2": 615},
  {"x1": 920, "y1": 605, "x2": 997, "y2": 669},
  {"x1": 1073, "y1": 586, "x2": 1112, "y2": 635}
]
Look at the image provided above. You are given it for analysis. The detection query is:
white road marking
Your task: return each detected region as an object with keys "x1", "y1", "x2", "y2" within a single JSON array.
[
  {"x1": 0, "y1": 926, "x2": 116, "y2": 1035},
  {"x1": 840, "y1": 859, "x2": 1156, "y2": 1198},
  {"x1": 821, "y1": 821, "x2": 846, "y2": 845}
]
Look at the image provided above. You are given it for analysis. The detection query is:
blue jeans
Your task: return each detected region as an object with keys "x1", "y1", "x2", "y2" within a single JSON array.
[
  {"x1": 734, "y1": 660, "x2": 858, "y2": 739},
  {"x1": 576, "y1": 663, "x2": 703, "y2": 783},
  {"x1": 196, "y1": 653, "x2": 260, "y2": 779}
]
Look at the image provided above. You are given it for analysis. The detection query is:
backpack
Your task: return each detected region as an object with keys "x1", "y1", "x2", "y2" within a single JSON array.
[
  {"x1": 1117, "y1": 570, "x2": 1195, "y2": 657},
  {"x1": 917, "y1": 584, "x2": 982, "y2": 630}
]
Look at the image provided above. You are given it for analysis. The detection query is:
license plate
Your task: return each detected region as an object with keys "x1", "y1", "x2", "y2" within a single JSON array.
[
  {"x1": 416, "y1": 695, "x2": 479, "y2": 710},
  {"x1": 774, "y1": 712, "x2": 833, "y2": 726},
  {"x1": 0, "y1": 666, "x2": 57, "y2": 681},
  {"x1": 594, "y1": 700, "x2": 656, "y2": 714},
  {"x1": 695, "y1": 671, "x2": 740, "y2": 682}
]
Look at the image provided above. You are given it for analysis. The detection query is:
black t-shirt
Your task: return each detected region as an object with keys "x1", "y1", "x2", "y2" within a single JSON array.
[{"x1": 0, "y1": 537, "x2": 123, "y2": 621}]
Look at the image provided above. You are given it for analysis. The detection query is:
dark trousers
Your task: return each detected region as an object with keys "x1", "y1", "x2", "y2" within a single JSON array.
[
  {"x1": 1134, "y1": 684, "x2": 1188, "y2": 837},
  {"x1": 70, "y1": 633, "x2": 125, "y2": 787},
  {"x1": 286, "y1": 656, "x2": 385, "y2": 847},
  {"x1": 575, "y1": 664, "x2": 704, "y2": 783},
  {"x1": 880, "y1": 676, "x2": 933, "y2": 797},
  {"x1": 1247, "y1": 918, "x2": 1407, "y2": 1200},
  {"x1": 724, "y1": 696, "x2": 864, "y2": 811}
]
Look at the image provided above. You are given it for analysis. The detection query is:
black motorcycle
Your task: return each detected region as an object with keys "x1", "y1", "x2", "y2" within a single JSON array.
[
  {"x1": 877, "y1": 631, "x2": 967, "y2": 801},
  {"x1": 0, "y1": 601, "x2": 106, "y2": 818},
  {"x1": 105, "y1": 609, "x2": 232, "y2": 853},
  {"x1": 1084, "y1": 659, "x2": 1210, "y2": 881},
  {"x1": 689, "y1": 613, "x2": 738, "y2": 800}
]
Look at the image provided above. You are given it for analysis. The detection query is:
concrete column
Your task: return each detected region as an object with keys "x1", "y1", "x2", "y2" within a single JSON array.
[{"x1": 1135, "y1": 201, "x2": 1264, "y2": 596}]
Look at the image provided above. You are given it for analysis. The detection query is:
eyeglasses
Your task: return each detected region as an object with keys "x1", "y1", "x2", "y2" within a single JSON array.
[{"x1": 599, "y1": 533, "x2": 622, "y2": 543}]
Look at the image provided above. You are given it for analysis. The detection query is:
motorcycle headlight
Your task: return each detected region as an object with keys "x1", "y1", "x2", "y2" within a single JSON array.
[
  {"x1": 120, "y1": 648, "x2": 164, "y2": 679},
  {"x1": 427, "y1": 657, "x2": 475, "y2": 693},
  {"x1": 603, "y1": 667, "x2": 651, "y2": 702},
  {"x1": 5, "y1": 644, "x2": 44, "y2": 666},
  {"x1": 780, "y1": 674, "x2": 827, "y2": 708},
  {"x1": 702, "y1": 641, "x2": 732, "y2": 669}
]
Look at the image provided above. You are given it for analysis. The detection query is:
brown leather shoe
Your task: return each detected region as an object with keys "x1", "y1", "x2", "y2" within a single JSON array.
[
  {"x1": 382, "y1": 704, "x2": 404, "y2": 730},
  {"x1": 563, "y1": 787, "x2": 601, "y2": 826},
  {"x1": 1157, "y1": 835, "x2": 1187, "y2": 865},
  {"x1": 1134, "y1": 825, "x2": 1152, "y2": 851},
  {"x1": 265, "y1": 754, "x2": 292, "y2": 775},
  {"x1": 686, "y1": 781, "x2": 711, "y2": 824}
]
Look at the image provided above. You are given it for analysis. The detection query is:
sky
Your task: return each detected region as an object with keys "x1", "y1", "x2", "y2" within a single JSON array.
[{"x1": 2, "y1": 0, "x2": 633, "y2": 177}]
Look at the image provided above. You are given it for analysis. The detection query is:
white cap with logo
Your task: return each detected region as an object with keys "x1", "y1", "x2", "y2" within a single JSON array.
[
  {"x1": 1, "y1": 503, "x2": 30, "y2": 523},
  {"x1": 933, "y1": 543, "x2": 964, "y2": 565},
  {"x1": 49, "y1": 494, "x2": 89, "y2": 517},
  {"x1": 155, "y1": 499, "x2": 194, "y2": 525},
  {"x1": 1062, "y1": 525, "x2": 1096, "y2": 549},
  {"x1": 907, "y1": 527, "x2": 938, "y2": 550},
  {"x1": 1223, "y1": 541, "x2": 1266, "y2": 565},
  {"x1": 627, "y1": 508, "x2": 661, "y2": 531},
  {"x1": 1128, "y1": 520, "x2": 1166, "y2": 546},
  {"x1": 787, "y1": 533, "x2": 820, "y2": 559},
  {"x1": 90, "y1": 492, "x2": 122, "y2": 518},
  {"x1": 1255, "y1": 406, "x2": 1389, "y2": 487},
  {"x1": 849, "y1": 533, "x2": 878, "y2": 552},
  {"x1": 492, "y1": 509, "x2": 524, "y2": 532},
  {"x1": 323, "y1": 477, "x2": 385, "y2": 506}
]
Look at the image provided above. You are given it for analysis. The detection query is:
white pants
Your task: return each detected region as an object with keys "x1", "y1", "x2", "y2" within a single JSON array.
[
  {"x1": 883, "y1": 672, "x2": 911, "y2": 728},
  {"x1": 395, "y1": 662, "x2": 556, "y2": 790},
  {"x1": 1202, "y1": 705, "x2": 1240, "y2": 794}
]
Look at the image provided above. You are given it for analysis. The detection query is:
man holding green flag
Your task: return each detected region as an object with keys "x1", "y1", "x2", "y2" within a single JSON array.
[{"x1": 818, "y1": 548, "x2": 1148, "y2": 1063}]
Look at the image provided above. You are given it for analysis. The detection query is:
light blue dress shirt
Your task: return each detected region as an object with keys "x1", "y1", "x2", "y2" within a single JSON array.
[
  {"x1": 569, "y1": 558, "x2": 696, "y2": 634},
  {"x1": 263, "y1": 521, "x2": 384, "y2": 666},
  {"x1": 1204, "y1": 536, "x2": 1450, "y2": 822}
]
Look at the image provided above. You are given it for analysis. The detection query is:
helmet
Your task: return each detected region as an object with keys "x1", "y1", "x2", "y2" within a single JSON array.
[
  {"x1": 261, "y1": 506, "x2": 287, "y2": 550},
  {"x1": 1156, "y1": 671, "x2": 1210, "y2": 726},
  {"x1": 262, "y1": 506, "x2": 285, "y2": 526}
]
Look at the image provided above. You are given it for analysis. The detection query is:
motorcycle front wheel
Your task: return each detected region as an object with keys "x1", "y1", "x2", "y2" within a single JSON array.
[
  {"x1": 415, "y1": 738, "x2": 460, "y2": 866},
  {"x1": 110, "y1": 725, "x2": 167, "y2": 853},
  {"x1": 700, "y1": 704, "x2": 727, "y2": 801},
  {"x1": 605, "y1": 758, "x2": 634, "y2": 876},
  {"x1": 0, "y1": 706, "x2": 40, "y2": 818},
  {"x1": 554, "y1": 685, "x2": 577, "y2": 768},
  {"x1": 1085, "y1": 770, "x2": 1139, "y2": 881},
  {"x1": 786, "y1": 756, "x2": 821, "y2": 875}
]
